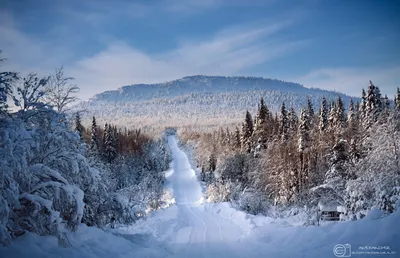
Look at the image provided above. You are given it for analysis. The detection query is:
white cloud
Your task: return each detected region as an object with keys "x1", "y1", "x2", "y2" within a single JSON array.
[
  {"x1": 68, "y1": 21, "x2": 303, "y2": 100},
  {"x1": 293, "y1": 66, "x2": 400, "y2": 97}
]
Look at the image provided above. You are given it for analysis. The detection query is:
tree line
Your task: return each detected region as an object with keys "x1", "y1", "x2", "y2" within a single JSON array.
[{"x1": 180, "y1": 81, "x2": 400, "y2": 223}]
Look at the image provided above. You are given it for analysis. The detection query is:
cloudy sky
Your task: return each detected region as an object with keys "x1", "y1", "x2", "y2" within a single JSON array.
[{"x1": 1, "y1": 0, "x2": 399, "y2": 100}]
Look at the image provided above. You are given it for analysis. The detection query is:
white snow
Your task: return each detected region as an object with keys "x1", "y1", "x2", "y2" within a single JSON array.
[{"x1": 2, "y1": 135, "x2": 399, "y2": 258}]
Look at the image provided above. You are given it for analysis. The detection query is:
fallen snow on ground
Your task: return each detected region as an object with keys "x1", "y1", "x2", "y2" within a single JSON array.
[{"x1": 2, "y1": 135, "x2": 399, "y2": 258}]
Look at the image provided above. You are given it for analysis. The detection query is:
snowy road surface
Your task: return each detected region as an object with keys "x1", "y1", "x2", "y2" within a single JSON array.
[
  {"x1": 2, "y1": 135, "x2": 399, "y2": 258},
  {"x1": 164, "y1": 135, "x2": 246, "y2": 258}
]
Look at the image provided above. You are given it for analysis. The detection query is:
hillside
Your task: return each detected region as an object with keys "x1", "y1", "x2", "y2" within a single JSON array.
[{"x1": 75, "y1": 75, "x2": 355, "y2": 130}]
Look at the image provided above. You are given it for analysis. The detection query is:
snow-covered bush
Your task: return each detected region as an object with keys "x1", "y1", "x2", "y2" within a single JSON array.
[
  {"x1": 0, "y1": 111, "x2": 88, "y2": 246},
  {"x1": 236, "y1": 188, "x2": 270, "y2": 215}
]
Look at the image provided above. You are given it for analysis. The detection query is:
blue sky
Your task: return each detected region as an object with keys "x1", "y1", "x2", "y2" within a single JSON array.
[{"x1": 1, "y1": 0, "x2": 399, "y2": 100}]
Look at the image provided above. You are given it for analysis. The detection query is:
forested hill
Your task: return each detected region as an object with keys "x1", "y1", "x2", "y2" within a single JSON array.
[
  {"x1": 76, "y1": 75, "x2": 355, "y2": 130},
  {"x1": 91, "y1": 76, "x2": 320, "y2": 102}
]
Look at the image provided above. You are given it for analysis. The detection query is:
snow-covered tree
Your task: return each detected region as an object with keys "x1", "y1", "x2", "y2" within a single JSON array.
[
  {"x1": 298, "y1": 109, "x2": 310, "y2": 153},
  {"x1": 103, "y1": 123, "x2": 117, "y2": 163},
  {"x1": 0, "y1": 53, "x2": 19, "y2": 117},
  {"x1": 318, "y1": 97, "x2": 328, "y2": 133},
  {"x1": 89, "y1": 116, "x2": 99, "y2": 153},
  {"x1": 11, "y1": 73, "x2": 50, "y2": 113},
  {"x1": 241, "y1": 111, "x2": 254, "y2": 153},
  {"x1": 395, "y1": 87, "x2": 400, "y2": 111},
  {"x1": 279, "y1": 102, "x2": 289, "y2": 142},
  {"x1": 253, "y1": 97, "x2": 270, "y2": 148},
  {"x1": 307, "y1": 97, "x2": 315, "y2": 119},
  {"x1": 75, "y1": 112, "x2": 84, "y2": 136},
  {"x1": 364, "y1": 81, "x2": 383, "y2": 126},
  {"x1": 45, "y1": 66, "x2": 79, "y2": 113},
  {"x1": 288, "y1": 106, "x2": 298, "y2": 133}
]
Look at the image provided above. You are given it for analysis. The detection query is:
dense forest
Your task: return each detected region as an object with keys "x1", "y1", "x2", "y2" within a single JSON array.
[
  {"x1": 180, "y1": 82, "x2": 400, "y2": 224},
  {"x1": 0, "y1": 55, "x2": 171, "y2": 246}
]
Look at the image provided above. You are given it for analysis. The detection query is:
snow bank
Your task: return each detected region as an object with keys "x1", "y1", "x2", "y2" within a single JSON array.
[
  {"x1": 244, "y1": 208, "x2": 400, "y2": 258},
  {"x1": 1, "y1": 224, "x2": 168, "y2": 258}
]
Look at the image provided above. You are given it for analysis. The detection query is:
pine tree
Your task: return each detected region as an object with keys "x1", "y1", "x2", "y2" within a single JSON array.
[
  {"x1": 325, "y1": 139, "x2": 352, "y2": 196},
  {"x1": 382, "y1": 94, "x2": 390, "y2": 119},
  {"x1": 253, "y1": 97, "x2": 270, "y2": 147},
  {"x1": 318, "y1": 97, "x2": 328, "y2": 133},
  {"x1": 395, "y1": 87, "x2": 400, "y2": 111},
  {"x1": 279, "y1": 102, "x2": 289, "y2": 142},
  {"x1": 75, "y1": 112, "x2": 84, "y2": 136},
  {"x1": 347, "y1": 99, "x2": 356, "y2": 131},
  {"x1": 298, "y1": 109, "x2": 310, "y2": 153},
  {"x1": 234, "y1": 126, "x2": 241, "y2": 149},
  {"x1": 365, "y1": 81, "x2": 383, "y2": 125},
  {"x1": 90, "y1": 116, "x2": 98, "y2": 152},
  {"x1": 225, "y1": 127, "x2": 231, "y2": 146},
  {"x1": 297, "y1": 108, "x2": 311, "y2": 195},
  {"x1": 208, "y1": 153, "x2": 217, "y2": 172},
  {"x1": 103, "y1": 123, "x2": 117, "y2": 163},
  {"x1": 288, "y1": 106, "x2": 298, "y2": 134},
  {"x1": 360, "y1": 89, "x2": 367, "y2": 118},
  {"x1": 241, "y1": 111, "x2": 254, "y2": 153},
  {"x1": 335, "y1": 96, "x2": 346, "y2": 129},
  {"x1": 307, "y1": 97, "x2": 314, "y2": 119},
  {"x1": 328, "y1": 102, "x2": 336, "y2": 130}
]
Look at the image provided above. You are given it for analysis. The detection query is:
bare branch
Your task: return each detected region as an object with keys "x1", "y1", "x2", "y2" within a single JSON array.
[{"x1": 45, "y1": 66, "x2": 80, "y2": 113}]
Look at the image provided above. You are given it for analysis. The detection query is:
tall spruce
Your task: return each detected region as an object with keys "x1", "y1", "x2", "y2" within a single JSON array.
[
  {"x1": 90, "y1": 116, "x2": 98, "y2": 152},
  {"x1": 288, "y1": 106, "x2": 298, "y2": 133},
  {"x1": 365, "y1": 81, "x2": 383, "y2": 125},
  {"x1": 335, "y1": 96, "x2": 346, "y2": 129},
  {"x1": 103, "y1": 123, "x2": 117, "y2": 163},
  {"x1": 347, "y1": 99, "x2": 356, "y2": 130},
  {"x1": 241, "y1": 110, "x2": 254, "y2": 153},
  {"x1": 279, "y1": 102, "x2": 289, "y2": 142},
  {"x1": 298, "y1": 109, "x2": 310, "y2": 153},
  {"x1": 253, "y1": 97, "x2": 270, "y2": 146},
  {"x1": 318, "y1": 97, "x2": 328, "y2": 133},
  {"x1": 234, "y1": 126, "x2": 241, "y2": 149},
  {"x1": 75, "y1": 112, "x2": 84, "y2": 136}
]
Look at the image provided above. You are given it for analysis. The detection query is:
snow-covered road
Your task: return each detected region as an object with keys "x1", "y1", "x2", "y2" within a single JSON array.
[{"x1": 165, "y1": 135, "x2": 246, "y2": 258}]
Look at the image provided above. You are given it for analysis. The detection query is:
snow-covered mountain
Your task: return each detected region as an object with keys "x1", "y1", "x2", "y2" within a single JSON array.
[{"x1": 76, "y1": 75, "x2": 355, "y2": 130}]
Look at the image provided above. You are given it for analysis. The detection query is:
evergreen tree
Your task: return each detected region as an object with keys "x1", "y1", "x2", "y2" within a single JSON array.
[
  {"x1": 234, "y1": 126, "x2": 241, "y2": 149},
  {"x1": 347, "y1": 99, "x2": 357, "y2": 133},
  {"x1": 318, "y1": 97, "x2": 328, "y2": 133},
  {"x1": 103, "y1": 123, "x2": 117, "y2": 163},
  {"x1": 90, "y1": 116, "x2": 98, "y2": 152},
  {"x1": 382, "y1": 94, "x2": 390, "y2": 119},
  {"x1": 279, "y1": 102, "x2": 289, "y2": 142},
  {"x1": 360, "y1": 88, "x2": 367, "y2": 116},
  {"x1": 75, "y1": 112, "x2": 84, "y2": 136},
  {"x1": 307, "y1": 97, "x2": 314, "y2": 119},
  {"x1": 253, "y1": 97, "x2": 270, "y2": 147},
  {"x1": 288, "y1": 106, "x2": 298, "y2": 133},
  {"x1": 324, "y1": 139, "x2": 353, "y2": 199},
  {"x1": 241, "y1": 111, "x2": 254, "y2": 153},
  {"x1": 365, "y1": 81, "x2": 383, "y2": 125},
  {"x1": 334, "y1": 96, "x2": 346, "y2": 129},
  {"x1": 328, "y1": 102, "x2": 336, "y2": 130},
  {"x1": 225, "y1": 127, "x2": 231, "y2": 146},
  {"x1": 208, "y1": 153, "x2": 217, "y2": 172},
  {"x1": 298, "y1": 109, "x2": 310, "y2": 153},
  {"x1": 395, "y1": 87, "x2": 400, "y2": 111}
]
